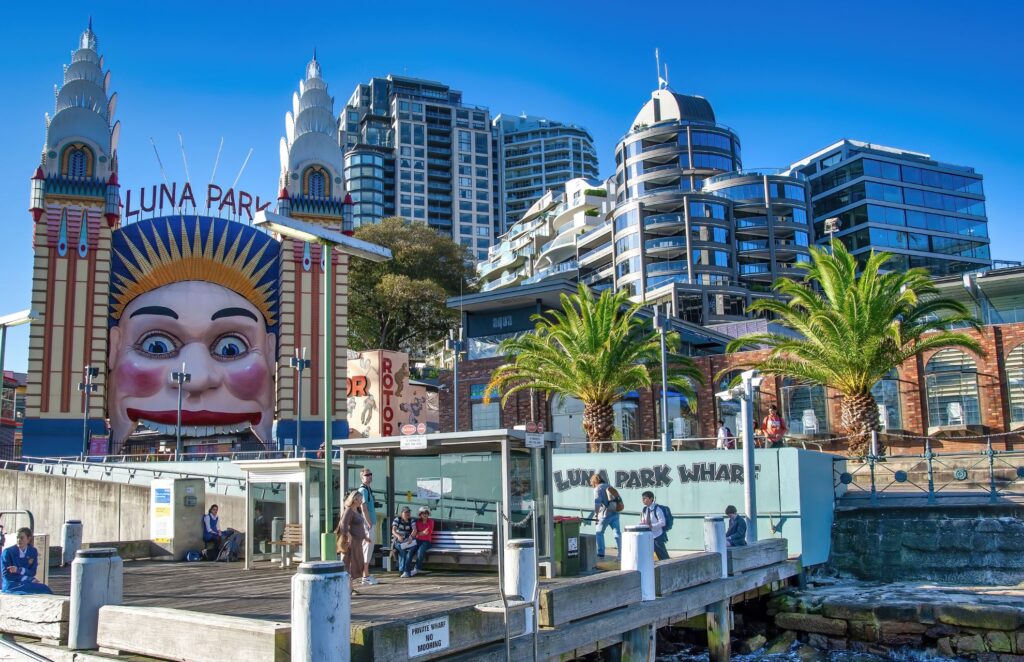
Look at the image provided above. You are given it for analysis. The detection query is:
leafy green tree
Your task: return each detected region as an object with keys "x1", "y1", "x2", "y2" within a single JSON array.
[
  {"x1": 726, "y1": 243, "x2": 982, "y2": 456},
  {"x1": 349, "y1": 217, "x2": 475, "y2": 353},
  {"x1": 487, "y1": 285, "x2": 703, "y2": 452}
]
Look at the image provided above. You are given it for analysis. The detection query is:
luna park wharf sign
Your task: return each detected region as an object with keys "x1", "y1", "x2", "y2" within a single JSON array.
[
  {"x1": 123, "y1": 183, "x2": 273, "y2": 221},
  {"x1": 554, "y1": 461, "x2": 761, "y2": 493}
]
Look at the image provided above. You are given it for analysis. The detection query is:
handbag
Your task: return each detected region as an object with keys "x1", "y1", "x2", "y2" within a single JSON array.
[
  {"x1": 399, "y1": 539, "x2": 417, "y2": 550},
  {"x1": 337, "y1": 533, "x2": 351, "y2": 554}
]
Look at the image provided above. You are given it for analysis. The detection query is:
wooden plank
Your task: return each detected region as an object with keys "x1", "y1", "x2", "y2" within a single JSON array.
[
  {"x1": 654, "y1": 552, "x2": 722, "y2": 596},
  {"x1": 0, "y1": 594, "x2": 70, "y2": 643},
  {"x1": 96, "y1": 605, "x2": 289, "y2": 662},
  {"x1": 727, "y1": 538, "x2": 788, "y2": 574},
  {"x1": 538, "y1": 570, "x2": 641, "y2": 627}
]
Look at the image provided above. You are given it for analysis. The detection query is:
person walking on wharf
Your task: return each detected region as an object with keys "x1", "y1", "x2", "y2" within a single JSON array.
[
  {"x1": 336, "y1": 490, "x2": 368, "y2": 595},
  {"x1": 640, "y1": 491, "x2": 670, "y2": 561},
  {"x1": 761, "y1": 405, "x2": 787, "y2": 448},
  {"x1": 589, "y1": 474, "x2": 622, "y2": 560},
  {"x1": 716, "y1": 419, "x2": 734, "y2": 450},
  {"x1": 357, "y1": 468, "x2": 378, "y2": 585}
]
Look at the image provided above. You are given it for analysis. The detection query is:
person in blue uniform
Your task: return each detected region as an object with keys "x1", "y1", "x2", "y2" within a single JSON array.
[
  {"x1": 2, "y1": 528, "x2": 53, "y2": 594},
  {"x1": 203, "y1": 504, "x2": 223, "y2": 544}
]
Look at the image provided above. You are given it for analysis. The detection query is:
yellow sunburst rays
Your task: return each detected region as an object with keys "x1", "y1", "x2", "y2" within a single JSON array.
[{"x1": 111, "y1": 218, "x2": 277, "y2": 326}]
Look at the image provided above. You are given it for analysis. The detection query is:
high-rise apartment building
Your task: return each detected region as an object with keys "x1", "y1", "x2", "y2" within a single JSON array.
[
  {"x1": 492, "y1": 114, "x2": 599, "y2": 234},
  {"x1": 340, "y1": 76, "x2": 495, "y2": 257},
  {"x1": 478, "y1": 89, "x2": 815, "y2": 327},
  {"x1": 790, "y1": 140, "x2": 991, "y2": 276}
]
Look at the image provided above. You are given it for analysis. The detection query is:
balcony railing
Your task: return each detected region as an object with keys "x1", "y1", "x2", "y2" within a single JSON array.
[
  {"x1": 645, "y1": 238, "x2": 687, "y2": 251},
  {"x1": 646, "y1": 260, "x2": 688, "y2": 275},
  {"x1": 578, "y1": 241, "x2": 612, "y2": 263},
  {"x1": 644, "y1": 213, "x2": 683, "y2": 229}
]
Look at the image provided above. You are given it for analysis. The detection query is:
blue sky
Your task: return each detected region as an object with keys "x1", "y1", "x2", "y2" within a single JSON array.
[{"x1": 0, "y1": 0, "x2": 1021, "y2": 371}]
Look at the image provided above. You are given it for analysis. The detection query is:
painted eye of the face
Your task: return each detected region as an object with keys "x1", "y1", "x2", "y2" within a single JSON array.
[
  {"x1": 139, "y1": 333, "x2": 178, "y2": 357},
  {"x1": 211, "y1": 334, "x2": 250, "y2": 359}
]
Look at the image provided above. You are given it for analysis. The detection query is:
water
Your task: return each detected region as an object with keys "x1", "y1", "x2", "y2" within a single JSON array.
[{"x1": 657, "y1": 643, "x2": 954, "y2": 662}]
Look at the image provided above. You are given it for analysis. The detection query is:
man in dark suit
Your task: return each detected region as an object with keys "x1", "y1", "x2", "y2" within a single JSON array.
[{"x1": 725, "y1": 505, "x2": 747, "y2": 547}]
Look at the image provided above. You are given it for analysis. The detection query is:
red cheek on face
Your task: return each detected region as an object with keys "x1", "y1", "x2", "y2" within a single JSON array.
[
  {"x1": 222, "y1": 358, "x2": 270, "y2": 402},
  {"x1": 116, "y1": 359, "x2": 165, "y2": 396}
]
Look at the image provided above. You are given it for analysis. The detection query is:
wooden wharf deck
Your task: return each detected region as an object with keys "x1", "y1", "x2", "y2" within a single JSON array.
[{"x1": 32, "y1": 541, "x2": 799, "y2": 661}]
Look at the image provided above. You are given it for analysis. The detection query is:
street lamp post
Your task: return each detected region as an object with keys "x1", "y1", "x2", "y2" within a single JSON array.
[
  {"x1": 290, "y1": 347, "x2": 310, "y2": 457},
  {"x1": 0, "y1": 309, "x2": 39, "y2": 404},
  {"x1": 78, "y1": 365, "x2": 99, "y2": 458},
  {"x1": 171, "y1": 363, "x2": 191, "y2": 461},
  {"x1": 446, "y1": 328, "x2": 464, "y2": 432},
  {"x1": 823, "y1": 217, "x2": 841, "y2": 253},
  {"x1": 715, "y1": 369, "x2": 762, "y2": 544},
  {"x1": 253, "y1": 209, "x2": 391, "y2": 561},
  {"x1": 652, "y1": 307, "x2": 671, "y2": 452}
]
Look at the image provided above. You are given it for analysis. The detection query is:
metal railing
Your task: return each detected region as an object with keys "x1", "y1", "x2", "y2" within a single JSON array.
[{"x1": 834, "y1": 434, "x2": 1024, "y2": 504}]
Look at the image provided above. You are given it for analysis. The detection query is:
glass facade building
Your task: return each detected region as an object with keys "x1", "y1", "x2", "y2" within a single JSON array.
[
  {"x1": 340, "y1": 76, "x2": 495, "y2": 256},
  {"x1": 789, "y1": 140, "x2": 991, "y2": 276},
  {"x1": 492, "y1": 114, "x2": 599, "y2": 235}
]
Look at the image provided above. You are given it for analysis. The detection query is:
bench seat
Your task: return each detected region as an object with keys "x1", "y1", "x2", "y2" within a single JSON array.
[{"x1": 268, "y1": 523, "x2": 303, "y2": 567}]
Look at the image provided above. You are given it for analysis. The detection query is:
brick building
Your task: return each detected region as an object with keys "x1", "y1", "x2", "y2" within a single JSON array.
[{"x1": 440, "y1": 274, "x2": 1024, "y2": 453}]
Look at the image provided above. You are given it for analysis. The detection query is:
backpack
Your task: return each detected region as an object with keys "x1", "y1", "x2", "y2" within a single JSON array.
[
  {"x1": 659, "y1": 504, "x2": 674, "y2": 532},
  {"x1": 606, "y1": 486, "x2": 625, "y2": 513},
  {"x1": 217, "y1": 532, "x2": 244, "y2": 562}
]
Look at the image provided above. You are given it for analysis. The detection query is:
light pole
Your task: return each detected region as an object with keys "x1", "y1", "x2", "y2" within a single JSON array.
[
  {"x1": 171, "y1": 363, "x2": 191, "y2": 461},
  {"x1": 290, "y1": 347, "x2": 310, "y2": 457},
  {"x1": 78, "y1": 365, "x2": 99, "y2": 458},
  {"x1": 0, "y1": 309, "x2": 39, "y2": 405},
  {"x1": 446, "y1": 328, "x2": 464, "y2": 432},
  {"x1": 823, "y1": 217, "x2": 841, "y2": 253},
  {"x1": 254, "y1": 209, "x2": 391, "y2": 561},
  {"x1": 715, "y1": 369, "x2": 762, "y2": 543},
  {"x1": 652, "y1": 307, "x2": 671, "y2": 452}
]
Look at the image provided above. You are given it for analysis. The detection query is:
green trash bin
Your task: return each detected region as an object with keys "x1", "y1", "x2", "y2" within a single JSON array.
[{"x1": 553, "y1": 516, "x2": 581, "y2": 576}]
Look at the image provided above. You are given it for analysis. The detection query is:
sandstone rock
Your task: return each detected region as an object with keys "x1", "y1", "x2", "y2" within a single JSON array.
[
  {"x1": 979, "y1": 654, "x2": 999, "y2": 662},
  {"x1": 957, "y1": 634, "x2": 987, "y2": 654},
  {"x1": 829, "y1": 637, "x2": 848, "y2": 651},
  {"x1": 736, "y1": 634, "x2": 766, "y2": 654},
  {"x1": 776, "y1": 613, "x2": 848, "y2": 636},
  {"x1": 988, "y1": 631, "x2": 1014, "y2": 653},
  {"x1": 808, "y1": 633, "x2": 829, "y2": 649},
  {"x1": 879, "y1": 620, "x2": 928, "y2": 636},
  {"x1": 997, "y1": 655, "x2": 1024, "y2": 661},
  {"x1": 848, "y1": 622, "x2": 878, "y2": 642},
  {"x1": 1017, "y1": 631, "x2": 1024, "y2": 653},
  {"x1": 938, "y1": 604, "x2": 1023, "y2": 631},
  {"x1": 797, "y1": 644, "x2": 825, "y2": 662},
  {"x1": 821, "y1": 601, "x2": 874, "y2": 622},
  {"x1": 872, "y1": 603, "x2": 921, "y2": 622},
  {"x1": 926, "y1": 623, "x2": 959, "y2": 639},
  {"x1": 937, "y1": 637, "x2": 955, "y2": 658},
  {"x1": 765, "y1": 630, "x2": 797, "y2": 654},
  {"x1": 879, "y1": 632, "x2": 924, "y2": 647},
  {"x1": 768, "y1": 594, "x2": 803, "y2": 615}
]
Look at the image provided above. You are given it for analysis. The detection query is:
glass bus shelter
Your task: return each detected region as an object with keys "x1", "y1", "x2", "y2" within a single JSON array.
[{"x1": 339, "y1": 429, "x2": 557, "y2": 572}]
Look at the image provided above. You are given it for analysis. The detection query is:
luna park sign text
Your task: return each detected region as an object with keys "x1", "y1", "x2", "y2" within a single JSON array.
[
  {"x1": 123, "y1": 183, "x2": 273, "y2": 221},
  {"x1": 554, "y1": 461, "x2": 761, "y2": 493}
]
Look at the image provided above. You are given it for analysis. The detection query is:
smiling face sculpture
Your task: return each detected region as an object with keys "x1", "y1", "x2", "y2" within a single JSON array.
[{"x1": 108, "y1": 217, "x2": 280, "y2": 446}]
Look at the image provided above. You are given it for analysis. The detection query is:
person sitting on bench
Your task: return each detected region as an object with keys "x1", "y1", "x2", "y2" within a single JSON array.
[
  {"x1": 2, "y1": 528, "x2": 53, "y2": 595},
  {"x1": 202, "y1": 504, "x2": 224, "y2": 557},
  {"x1": 411, "y1": 506, "x2": 435, "y2": 576},
  {"x1": 391, "y1": 506, "x2": 416, "y2": 578}
]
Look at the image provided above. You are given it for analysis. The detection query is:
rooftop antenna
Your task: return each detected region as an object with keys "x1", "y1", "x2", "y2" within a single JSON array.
[
  {"x1": 232, "y1": 148, "x2": 255, "y2": 218},
  {"x1": 663, "y1": 63, "x2": 670, "y2": 89},
  {"x1": 655, "y1": 48, "x2": 663, "y2": 89},
  {"x1": 209, "y1": 136, "x2": 224, "y2": 185},
  {"x1": 149, "y1": 137, "x2": 169, "y2": 188}
]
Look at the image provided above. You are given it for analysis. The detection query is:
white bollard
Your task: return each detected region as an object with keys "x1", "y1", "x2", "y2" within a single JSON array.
[
  {"x1": 61, "y1": 520, "x2": 83, "y2": 566},
  {"x1": 504, "y1": 538, "x2": 536, "y2": 635},
  {"x1": 704, "y1": 516, "x2": 728, "y2": 578},
  {"x1": 621, "y1": 524, "x2": 655, "y2": 601},
  {"x1": 291, "y1": 561, "x2": 350, "y2": 662},
  {"x1": 69, "y1": 548, "x2": 123, "y2": 650}
]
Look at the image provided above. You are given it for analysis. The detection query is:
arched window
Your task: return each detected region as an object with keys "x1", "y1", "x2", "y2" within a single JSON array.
[
  {"x1": 613, "y1": 396, "x2": 641, "y2": 441},
  {"x1": 1006, "y1": 345, "x2": 1024, "y2": 427},
  {"x1": 871, "y1": 370, "x2": 903, "y2": 431},
  {"x1": 654, "y1": 380, "x2": 699, "y2": 439},
  {"x1": 68, "y1": 150, "x2": 88, "y2": 178},
  {"x1": 306, "y1": 169, "x2": 328, "y2": 198},
  {"x1": 924, "y1": 349, "x2": 980, "y2": 428},
  {"x1": 780, "y1": 377, "x2": 830, "y2": 436}
]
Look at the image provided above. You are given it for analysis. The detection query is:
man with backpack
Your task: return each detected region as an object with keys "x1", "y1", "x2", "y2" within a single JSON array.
[
  {"x1": 589, "y1": 474, "x2": 621, "y2": 560},
  {"x1": 640, "y1": 491, "x2": 672, "y2": 560}
]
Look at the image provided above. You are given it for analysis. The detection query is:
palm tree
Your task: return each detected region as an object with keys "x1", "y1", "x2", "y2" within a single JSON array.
[
  {"x1": 486, "y1": 285, "x2": 703, "y2": 452},
  {"x1": 726, "y1": 243, "x2": 982, "y2": 456}
]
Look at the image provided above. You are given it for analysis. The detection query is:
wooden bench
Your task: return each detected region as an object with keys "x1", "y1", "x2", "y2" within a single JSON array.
[
  {"x1": 425, "y1": 530, "x2": 496, "y2": 566},
  {"x1": 268, "y1": 523, "x2": 303, "y2": 567}
]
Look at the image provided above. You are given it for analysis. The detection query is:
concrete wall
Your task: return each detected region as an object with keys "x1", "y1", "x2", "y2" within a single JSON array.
[
  {"x1": 0, "y1": 469, "x2": 245, "y2": 544},
  {"x1": 830, "y1": 501, "x2": 1024, "y2": 585}
]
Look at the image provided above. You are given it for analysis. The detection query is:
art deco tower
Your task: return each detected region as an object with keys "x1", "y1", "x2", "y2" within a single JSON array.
[
  {"x1": 274, "y1": 54, "x2": 352, "y2": 445},
  {"x1": 24, "y1": 22, "x2": 121, "y2": 453}
]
